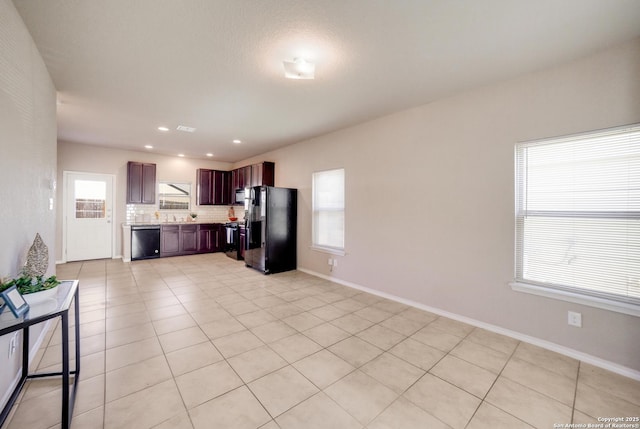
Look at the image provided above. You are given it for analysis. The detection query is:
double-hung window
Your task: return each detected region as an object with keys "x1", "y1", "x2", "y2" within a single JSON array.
[
  {"x1": 312, "y1": 168, "x2": 345, "y2": 253},
  {"x1": 512, "y1": 124, "x2": 640, "y2": 316}
]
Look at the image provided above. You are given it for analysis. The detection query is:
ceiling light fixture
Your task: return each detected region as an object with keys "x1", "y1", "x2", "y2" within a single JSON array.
[
  {"x1": 206, "y1": 153, "x2": 213, "y2": 157},
  {"x1": 283, "y1": 58, "x2": 315, "y2": 80},
  {"x1": 144, "y1": 145, "x2": 153, "y2": 149},
  {"x1": 176, "y1": 125, "x2": 196, "y2": 133},
  {"x1": 178, "y1": 154, "x2": 185, "y2": 157},
  {"x1": 232, "y1": 139, "x2": 242, "y2": 144},
  {"x1": 157, "y1": 126, "x2": 169, "y2": 132}
]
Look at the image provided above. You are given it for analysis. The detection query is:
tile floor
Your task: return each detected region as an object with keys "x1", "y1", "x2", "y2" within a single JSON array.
[{"x1": 3, "y1": 253, "x2": 639, "y2": 429}]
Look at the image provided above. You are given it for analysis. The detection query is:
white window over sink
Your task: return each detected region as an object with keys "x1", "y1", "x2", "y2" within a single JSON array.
[
  {"x1": 312, "y1": 168, "x2": 345, "y2": 254},
  {"x1": 158, "y1": 182, "x2": 191, "y2": 210},
  {"x1": 511, "y1": 124, "x2": 640, "y2": 316}
]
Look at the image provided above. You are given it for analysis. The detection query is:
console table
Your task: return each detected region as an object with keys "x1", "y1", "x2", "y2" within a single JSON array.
[{"x1": 0, "y1": 280, "x2": 80, "y2": 429}]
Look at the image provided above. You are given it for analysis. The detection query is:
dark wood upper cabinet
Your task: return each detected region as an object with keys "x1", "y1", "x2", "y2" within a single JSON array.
[
  {"x1": 231, "y1": 168, "x2": 243, "y2": 191},
  {"x1": 250, "y1": 162, "x2": 274, "y2": 187},
  {"x1": 127, "y1": 162, "x2": 156, "y2": 204},
  {"x1": 261, "y1": 162, "x2": 275, "y2": 187},
  {"x1": 197, "y1": 169, "x2": 214, "y2": 205},
  {"x1": 250, "y1": 163, "x2": 262, "y2": 187},
  {"x1": 231, "y1": 162, "x2": 274, "y2": 189},
  {"x1": 242, "y1": 165, "x2": 252, "y2": 188},
  {"x1": 199, "y1": 162, "x2": 274, "y2": 206},
  {"x1": 213, "y1": 170, "x2": 231, "y2": 205},
  {"x1": 197, "y1": 169, "x2": 230, "y2": 205}
]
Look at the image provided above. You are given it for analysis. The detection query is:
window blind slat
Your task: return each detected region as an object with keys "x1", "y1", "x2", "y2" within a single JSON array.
[
  {"x1": 312, "y1": 168, "x2": 345, "y2": 250},
  {"x1": 515, "y1": 124, "x2": 640, "y2": 307}
]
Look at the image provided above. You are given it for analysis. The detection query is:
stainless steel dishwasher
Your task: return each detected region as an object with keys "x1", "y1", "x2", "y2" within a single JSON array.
[{"x1": 131, "y1": 225, "x2": 161, "y2": 260}]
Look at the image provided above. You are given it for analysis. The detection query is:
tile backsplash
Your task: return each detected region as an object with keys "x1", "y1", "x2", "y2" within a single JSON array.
[{"x1": 126, "y1": 204, "x2": 244, "y2": 224}]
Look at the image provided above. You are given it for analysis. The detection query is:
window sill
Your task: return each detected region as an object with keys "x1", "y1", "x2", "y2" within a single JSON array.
[
  {"x1": 509, "y1": 281, "x2": 640, "y2": 318},
  {"x1": 310, "y1": 245, "x2": 346, "y2": 256}
]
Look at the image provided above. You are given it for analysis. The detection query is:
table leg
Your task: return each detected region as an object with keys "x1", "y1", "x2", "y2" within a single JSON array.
[
  {"x1": 22, "y1": 326, "x2": 29, "y2": 378},
  {"x1": 74, "y1": 290, "x2": 80, "y2": 375},
  {"x1": 61, "y1": 312, "x2": 69, "y2": 428}
]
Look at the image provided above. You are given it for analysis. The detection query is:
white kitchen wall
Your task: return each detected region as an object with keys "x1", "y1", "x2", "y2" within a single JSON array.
[
  {"x1": 0, "y1": 0, "x2": 57, "y2": 409},
  {"x1": 237, "y1": 37, "x2": 640, "y2": 373}
]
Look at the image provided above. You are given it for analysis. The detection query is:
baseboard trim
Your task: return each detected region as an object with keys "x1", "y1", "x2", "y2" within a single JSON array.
[{"x1": 298, "y1": 268, "x2": 640, "y2": 381}]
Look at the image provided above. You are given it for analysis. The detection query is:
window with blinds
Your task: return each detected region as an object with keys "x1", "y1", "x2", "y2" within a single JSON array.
[
  {"x1": 312, "y1": 168, "x2": 345, "y2": 252},
  {"x1": 513, "y1": 124, "x2": 640, "y2": 312}
]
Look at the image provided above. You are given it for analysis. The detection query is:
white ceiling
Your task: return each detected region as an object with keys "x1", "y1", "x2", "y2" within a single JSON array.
[{"x1": 13, "y1": 0, "x2": 640, "y2": 162}]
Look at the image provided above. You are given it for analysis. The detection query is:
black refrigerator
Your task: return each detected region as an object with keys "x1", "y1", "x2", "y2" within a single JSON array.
[{"x1": 245, "y1": 186, "x2": 297, "y2": 274}]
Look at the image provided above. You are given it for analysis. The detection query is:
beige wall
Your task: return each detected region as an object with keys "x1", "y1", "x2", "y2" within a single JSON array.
[
  {"x1": 56, "y1": 141, "x2": 234, "y2": 261},
  {"x1": 0, "y1": 0, "x2": 57, "y2": 407},
  {"x1": 239, "y1": 38, "x2": 640, "y2": 372},
  {"x1": 54, "y1": 38, "x2": 640, "y2": 373}
]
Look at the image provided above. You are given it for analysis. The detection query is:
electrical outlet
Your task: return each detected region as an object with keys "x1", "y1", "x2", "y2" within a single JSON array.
[
  {"x1": 333, "y1": 259, "x2": 338, "y2": 267},
  {"x1": 568, "y1": 311, "x2": 582, "y2": 327},
  {"x1": 328, "y1": 258, "x2": 333, "y2": 266},
  {"x1": 8, "y1": 333, "x2": 17, "y2": 358}
]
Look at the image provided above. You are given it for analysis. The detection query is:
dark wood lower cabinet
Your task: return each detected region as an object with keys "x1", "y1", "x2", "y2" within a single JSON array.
[
  {"x1": 197, "y1": 224, "x2": 221, "y2": 253},
  {"x1": 180, "y1": 224, "x2": 198, "y2": 254},
  {"x1": 160, "y1": 223, "x2": 224, "y2": 257},
  {"x1": 213, "y1": 224, "x2": 224, "y2": 253},
  {"x1": 161, "y1": 225, "x2": 180, "y2": 257}
]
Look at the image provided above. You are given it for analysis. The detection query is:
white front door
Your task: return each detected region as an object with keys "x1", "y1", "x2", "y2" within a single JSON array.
[{"x1": 64, "y1": 172, "x2": 114, "y2": 261}]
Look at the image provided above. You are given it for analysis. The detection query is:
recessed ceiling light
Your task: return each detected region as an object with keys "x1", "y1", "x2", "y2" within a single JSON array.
[
  {"x1": 283, "y1": 58, "x2": 315, "y2": 79},
  {"x1": 206, "y1": 153, "x2": 213, "y2": 157},
  {"x1": 176, "y1": 125, "x2": 196, "y2": 133},
  {"x1": 178, "y1": 154, "x2": 185, "y2": 157},
  {"x1": 157, "y1": 126, "x2": 169, "y2": 132},
  {"x1": 144, "y1": 145, "x2": 153, "y2": 149},
  {"x1": 233, "y1": 139, "x2": 242, "y2": 144}
]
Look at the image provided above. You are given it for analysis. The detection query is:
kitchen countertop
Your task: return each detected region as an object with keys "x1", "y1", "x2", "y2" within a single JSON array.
[{"x1": 124, "y1": 220, "x2": 243, "y2": 226}]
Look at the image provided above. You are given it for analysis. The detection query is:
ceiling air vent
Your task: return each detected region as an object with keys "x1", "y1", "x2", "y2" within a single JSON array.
[{"x1": 176, "y1": 125, "x2": 196, "y2": 133}]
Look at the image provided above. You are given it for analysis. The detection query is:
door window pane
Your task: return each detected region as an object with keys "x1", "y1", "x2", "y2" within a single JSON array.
[{"x1": 75, "y1": 180, "x2": 106, "y2": 219}]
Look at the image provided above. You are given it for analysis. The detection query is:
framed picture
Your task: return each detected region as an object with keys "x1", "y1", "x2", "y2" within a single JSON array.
[{"x1": 0, "y1": 286, "x2": 29, "y2": 318}]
